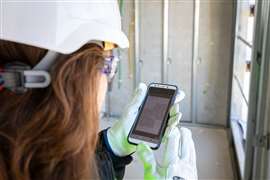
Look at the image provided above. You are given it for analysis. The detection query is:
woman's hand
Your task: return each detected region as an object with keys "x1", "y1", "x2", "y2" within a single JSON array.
[
  {"x1": 136, "y1": 127, "x2": 198, "y2": 180},
  {"x1": 106, "y1": 83, "x2": 147, "y2": 156},
  {"x1": 106, "y1": 83, "x2": 185, "y2": 157}
]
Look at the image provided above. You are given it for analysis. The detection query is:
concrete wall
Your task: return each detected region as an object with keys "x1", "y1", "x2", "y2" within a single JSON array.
[
  {"x1": 167, "y1": 1, "x2": 194, "y2": 122},
  {"x1": 105, "y1": 0, "x2": 234, "y2": 126},
  {"x1": 196, "y1": 0, "x2": 234, "y2": 125},
  {"x1": 266, "y1": 66, "x2": 270, "y2": 179}
]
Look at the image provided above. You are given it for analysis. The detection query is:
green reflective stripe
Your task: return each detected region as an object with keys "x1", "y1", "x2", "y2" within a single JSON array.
[{"x1": 144, "y1": 173, "x2": 159, "y2": 180}]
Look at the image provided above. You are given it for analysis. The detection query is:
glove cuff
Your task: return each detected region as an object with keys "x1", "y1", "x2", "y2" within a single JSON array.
[
  {"x1": 106, "y1": 127, "x2": 133, "y2": 157},
  {"x1": 103, "y1": 128, "x2": 117, "y2": 155}
]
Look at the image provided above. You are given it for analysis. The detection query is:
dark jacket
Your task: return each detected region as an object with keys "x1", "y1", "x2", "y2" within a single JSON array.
[{"x1": 95, "y1": 130, "x2": 133, "y2": 180}]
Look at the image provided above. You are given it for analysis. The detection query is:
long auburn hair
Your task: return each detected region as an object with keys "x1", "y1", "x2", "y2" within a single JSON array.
[{"x1": 0, "y1": 40, "x2": 104, "y2": 179}]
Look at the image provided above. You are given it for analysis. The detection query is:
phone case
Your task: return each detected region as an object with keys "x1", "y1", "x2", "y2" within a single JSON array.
[{"x1": 127, "y1": 82, "x2": 178, "y2": 150}]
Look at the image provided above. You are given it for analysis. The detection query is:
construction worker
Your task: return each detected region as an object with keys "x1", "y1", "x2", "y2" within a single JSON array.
[{"x1": 0, "y1": 1, "x2": 197, "y2": 180}]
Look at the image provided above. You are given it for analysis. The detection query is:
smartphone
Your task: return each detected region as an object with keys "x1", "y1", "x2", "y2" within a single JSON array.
[{"x1": 128, "y1": 83, "x2": 178, "y2": 149}]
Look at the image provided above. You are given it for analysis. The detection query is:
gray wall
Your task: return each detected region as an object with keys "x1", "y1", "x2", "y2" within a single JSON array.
[
  {"x1": 266, "y1": 69, "x2": 270, "y2": 179},
  {"x1": 167, "y1": 0, "x2": 194, "y2": 122},
  {"x1": 196, "y1": 0, "x2": 234, "y2": 125},
  {"x1": 106, "y1": 0, "x2": 234, "y2": 126}
]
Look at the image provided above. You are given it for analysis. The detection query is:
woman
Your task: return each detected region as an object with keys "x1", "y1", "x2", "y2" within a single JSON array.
[
  {"x1": 0, "y1": 40, "x2": 111, "y2": 179},
  {"x1": 0, "y1": 1, "x2": 197, "y2": 180}
]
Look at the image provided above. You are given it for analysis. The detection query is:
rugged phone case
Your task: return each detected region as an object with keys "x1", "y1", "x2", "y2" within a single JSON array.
[{"x1": 127, "y1": 82, "x2": 178, "y2": 150}]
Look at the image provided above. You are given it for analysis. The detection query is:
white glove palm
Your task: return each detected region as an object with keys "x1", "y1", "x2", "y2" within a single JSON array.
[
  {"x1": 137, "y1": 127, "x2": 198, "y2": 180},
  {"x1": 135, "y1": 94, "x2": 198, "y2": 180}
]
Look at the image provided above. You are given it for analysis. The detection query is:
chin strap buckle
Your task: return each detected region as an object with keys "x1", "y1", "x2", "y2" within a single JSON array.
[{"x1": 0, "y1": 62, "x2": 51, "y2": 94}]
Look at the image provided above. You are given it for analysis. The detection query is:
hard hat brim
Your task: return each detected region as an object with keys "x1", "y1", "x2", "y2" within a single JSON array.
[{"x1": 2, "y1": 22, "x2": 129, "y2": 54}]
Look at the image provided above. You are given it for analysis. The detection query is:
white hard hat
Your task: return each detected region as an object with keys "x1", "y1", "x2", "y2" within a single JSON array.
[
  {"x1": 0, "y1": 0, "x2": 129, "y2": 54},
  {"x1": 0, "y1": 0, "x2": 129, "y2": 93}
]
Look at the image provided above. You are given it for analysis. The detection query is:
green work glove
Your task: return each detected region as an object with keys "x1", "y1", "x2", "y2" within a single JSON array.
[
  {"x1": 135, "y1": 89, "x2": 197, "y2": 180},
  {"x1": 106, "y1": 83, "x2": 147, "y2": 156},
  {"x1": 136, "y1": 127, "x2": 198, "y2": 180},
  {"x1": 106, "y1": 83, "x2": 184, "y2": 157}
]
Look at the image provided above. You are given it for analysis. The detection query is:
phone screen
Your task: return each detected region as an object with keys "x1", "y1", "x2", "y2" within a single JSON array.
[{"x1": 131, "y1": 87, "x2": 176, "y2": 142}]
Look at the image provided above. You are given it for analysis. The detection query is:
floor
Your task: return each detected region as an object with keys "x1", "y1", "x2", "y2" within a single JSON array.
[
  {"x1": 100, "y1": 119, "x2": 235, "y2": 180},
  {"x1": 188, "y1": 126, "x2": 234, "y2": 180}
]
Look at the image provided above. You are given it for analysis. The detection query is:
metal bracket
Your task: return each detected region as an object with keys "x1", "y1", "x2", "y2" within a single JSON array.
[{"x1": 253, "y1": 134, "x2": 270, "y2": 149}]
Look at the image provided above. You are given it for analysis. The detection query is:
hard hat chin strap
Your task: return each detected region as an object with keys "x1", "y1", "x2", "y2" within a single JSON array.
[
  {"x1": 33, "y1": 51, "x2": 59, "y2": 71},
  {"x1": 0, "y1": 51, "x2": 58, "y2": 94}
]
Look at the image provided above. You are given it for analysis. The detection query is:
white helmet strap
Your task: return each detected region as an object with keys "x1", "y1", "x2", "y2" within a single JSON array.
[
  {"x1": 0, "y1": 51, "x2": 60, "y2": 93},
  {"x1": 34, "y1": 51, "x2": 59, "y2": 70},
  {"x1": 0, "y1": 41, "x2": 104, "y2": 94},
  {"x1": 0, "y1": 62, "x2": 50, "y2": 94}
]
